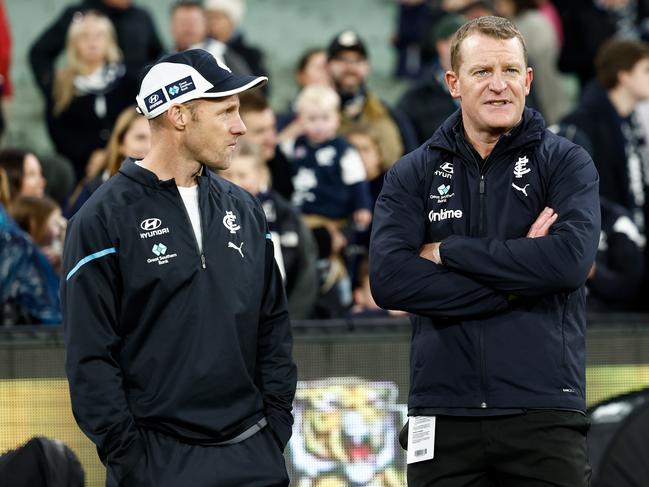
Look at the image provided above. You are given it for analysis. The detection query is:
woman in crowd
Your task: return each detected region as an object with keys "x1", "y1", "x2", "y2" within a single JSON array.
[
  {"x1": 11, "y1": 196, "x2": 66, "y2": 275},
  {"x1": 0, "y1": 148, "x2": 46, "y2": 202},
  {"x1": 36, "y1": 10, "x2": 137, "y2": 182},
  {"x1": 64, "y1": 106, "x2": 150, "y2": 217}
]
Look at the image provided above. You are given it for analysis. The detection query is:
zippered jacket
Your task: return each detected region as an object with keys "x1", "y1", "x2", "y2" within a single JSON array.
[
  {"x1": 369, "y1": 107, "x2": 600, "y2": 413},
  {"x1": 61, "y1": 160, "x2": 297, "y2": 479}
]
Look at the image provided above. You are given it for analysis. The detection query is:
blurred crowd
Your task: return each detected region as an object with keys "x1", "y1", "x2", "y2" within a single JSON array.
[{"x1": 1, "y1": 0, "x2": 649, "y2": 325}]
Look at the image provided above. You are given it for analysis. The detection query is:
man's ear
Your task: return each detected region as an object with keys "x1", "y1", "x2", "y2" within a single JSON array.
[
  {"x1": 166, "y1": 104, "x2": 188, "y2": 130},
  {"x1": 525, "y1": 67, "x2": 533, "y2": 96},
  {"x1": 446, "y1": 70, "x2": 461, "y2": 99}
]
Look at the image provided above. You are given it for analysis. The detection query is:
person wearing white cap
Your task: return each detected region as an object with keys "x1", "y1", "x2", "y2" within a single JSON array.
[
  {"x1": 204, "y1": 0, "x2": 269, "y2": 84},
  {"x1": 61, "y1": 49, "x2": 296, "y2": 486}
]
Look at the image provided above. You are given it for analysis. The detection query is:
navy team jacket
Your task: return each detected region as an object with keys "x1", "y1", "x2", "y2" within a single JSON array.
[
  {"x1": 61, "y1": 159, "x2": 297, "y2": 479},
  {"x1": 370, "y1": 108, "x2": 600, "y2": 414}
]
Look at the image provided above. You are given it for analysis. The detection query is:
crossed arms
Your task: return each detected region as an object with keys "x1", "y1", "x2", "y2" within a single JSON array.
[{"x1": 369, "y1": 149, "x2": 600, "y2": 319}]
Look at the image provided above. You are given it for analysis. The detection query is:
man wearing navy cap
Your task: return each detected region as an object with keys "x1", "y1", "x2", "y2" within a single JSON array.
[
  {"x1": 327, "y1": 30, "x2": 407, "y2": 167},
  {"x1": 61, "y1": 49, "x2": 297, "y2": 486}
]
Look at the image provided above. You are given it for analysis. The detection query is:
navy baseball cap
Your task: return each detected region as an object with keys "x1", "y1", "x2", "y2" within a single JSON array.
[
  {"x1": 327, "y1": 30, "x2": 368, "y2": 60},
  {"x1": 136, "y1": 49, "x2": 268, "y2": 119}
]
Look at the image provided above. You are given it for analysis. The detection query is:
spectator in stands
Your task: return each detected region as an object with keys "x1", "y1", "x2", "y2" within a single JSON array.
[
  {"x1": 281, "y1": 85, "x2": 372, "y2": 229},
  {"x1": 588, "y1": 197, "x2": 645, "y2": 311},
  {"x1": 562, "y1": 39, "x2": 649, "y2": 310},
  {"x1": 0, "y1": 169, "x2": 61, "y2": 326},
  {"x1": 295, "y1": 48, "x2": 331, "y2": 89},
  {"x1": 554, "y1": 0, "x2": 649, "y2": 88},
  {"x1": 495, "y1": 0, "x2": 569, "y2": 124},
  {"x1": 391, "y1": 0, "x2": 441, "y2": 79},
  {"x1": 204, "y1": 0, "x2": 268, "y2": 79},
  {"x1": 327, "y1": 30, "x2": 409, "y2": 166},
  {"x1": 64, "y1": 106, "x2": 150, "y2": 217},
  {"x1": 282, "y1": 85, "x2": 373, "y2": 317},
  {"x1": 342, "y1": 123, "x2": 387, "y2": 208},
  {"x1": 31, "y1": 11, "x2": 138, "y2": 182},
  {"x1": 340, "y1": 124, "x2": 387, "y2": 292},
  {"x1": 397, "y1": 14, "x2": 463, "y2": 146},
  {"x1": 220, "y1": 141, "x2": 319, "y2": 319},
  {"x1": 276, "y1": 47, "x2": 332, "y2": 139},
  {"x1": 239, "y1": 91, "x2": 294, "y2": 200},
  {"x1": 29, "y1": 0, "x2": 163, "y2": 82},
  {"x1": 11, "y1": 196, "x2": 66, "y2": 275},
  {"x1": 549, "y1": 122, "x2": 645, "y2": 312},
  {"x1": 0, "y1": 149, "x2": 46, "y2": 201},
  {"x1": 169, "y1": 0, "x2": 251, "y2": 75}
]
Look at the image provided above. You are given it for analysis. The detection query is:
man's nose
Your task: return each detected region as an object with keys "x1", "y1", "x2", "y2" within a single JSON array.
[
  {"x1": 489, "y1": 71, "x2": 507, "y2": 92},
  {"x1": 233, "y1": 114, "x2": 247, "y2": 135}
]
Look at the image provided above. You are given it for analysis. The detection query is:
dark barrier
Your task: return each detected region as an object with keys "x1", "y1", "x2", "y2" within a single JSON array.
[{"x1": 1, "y1": 315, "x2": 648, "y2": 486}]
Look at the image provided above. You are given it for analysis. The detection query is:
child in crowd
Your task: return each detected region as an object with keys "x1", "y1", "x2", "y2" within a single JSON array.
[
  {"x1": 281, "y1": 84, "x2": 373, "y2": 229},
  {"x1": 281, "y1": 84, "x2": 373, "y2": 316},
  {"x1": 342, "y1": 123, "x2": 387, "y2": 208}
]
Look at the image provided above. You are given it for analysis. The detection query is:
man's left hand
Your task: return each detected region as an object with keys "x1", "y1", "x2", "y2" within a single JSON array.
[{"x1": 420, "y1": 242, "x2": 442, "y2": 264}]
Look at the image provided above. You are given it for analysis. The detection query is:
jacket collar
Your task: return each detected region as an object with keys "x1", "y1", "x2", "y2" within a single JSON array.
[
  {"x1": 118, "y1": 158, "x2": 215, "y2": 190},
  {"x1": 428, "y1": 106, "x2": 546, "y2": 157}
]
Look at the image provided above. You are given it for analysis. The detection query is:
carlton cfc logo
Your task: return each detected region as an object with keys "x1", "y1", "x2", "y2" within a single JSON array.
[
  {"x1": 140, "y1": 218, "x2": 162, "y2": 231},
  {"x1": 223, "y1": 211, "x2": 240, "y2": 234}
]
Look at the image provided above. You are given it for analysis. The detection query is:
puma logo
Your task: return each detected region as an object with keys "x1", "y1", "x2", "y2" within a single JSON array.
[
  {"x1": 512, "y1": 183, "x2": 530, "y2": 197},
  {"x1": 228, "y1": 241, "x2": 244, "y2": 258}
]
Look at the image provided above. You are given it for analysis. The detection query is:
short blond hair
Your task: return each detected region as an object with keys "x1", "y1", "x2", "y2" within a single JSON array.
[
  {"x1": 294, "y1": 84, "x2": 340, "y2": 115},
  {"x1": 450, "y1": 16, "x2": 527, "y2": 73}
]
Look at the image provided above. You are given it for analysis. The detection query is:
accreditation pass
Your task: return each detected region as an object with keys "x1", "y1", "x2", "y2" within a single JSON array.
[{"x1": 407, "y1": 416, "x2": 436, "y2": 464}]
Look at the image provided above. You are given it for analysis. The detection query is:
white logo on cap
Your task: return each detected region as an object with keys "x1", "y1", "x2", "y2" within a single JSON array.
[
  {"x1": 148, "y1": 94, "x2": 160, "y2": 104},
  {"x1": 215, "y1": 57, "x2": 232, "y2": 73},
  {"x1": 339, "y1": 31, "x2": 359, "y2": 46}
]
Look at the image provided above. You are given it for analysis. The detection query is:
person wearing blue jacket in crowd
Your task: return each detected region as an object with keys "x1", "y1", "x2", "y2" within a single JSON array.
[
  {"x1": 370, "y1": 16, "x2": 600, "y2": 487},
  {"x1": 0, "y1": 203, "x2": 61, "y2": 326},
  {"x1": 61, "y1": 50, "x2": 296, "y2": 487}
]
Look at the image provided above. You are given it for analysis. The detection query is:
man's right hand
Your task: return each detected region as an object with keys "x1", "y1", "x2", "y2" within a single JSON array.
[{"x1": 527, "y1": 207, "x2": 558, "y2": 238}]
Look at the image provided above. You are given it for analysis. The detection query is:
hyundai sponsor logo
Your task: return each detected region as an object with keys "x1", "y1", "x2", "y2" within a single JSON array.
[
  {"x1": 140, "y1": 218, "x2": 162, "y2": 231},
  {"x1": 139, "y1": 217, "x2": 170, "y2": 239},
  {"x1": 434, "y1": 162, "x2": 454, "y2": 179},
  {"x1": 144, "y1": 88, "x2": 166, "y2": 112}
]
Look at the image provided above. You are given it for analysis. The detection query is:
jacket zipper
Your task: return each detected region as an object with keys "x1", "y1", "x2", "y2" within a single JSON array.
[
  {"x1": 478, "y1": 173, "x2": 488, "y2": 408},
  {"x1": 475, "y1": 150, "x2": 516, "y2": 408}
]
